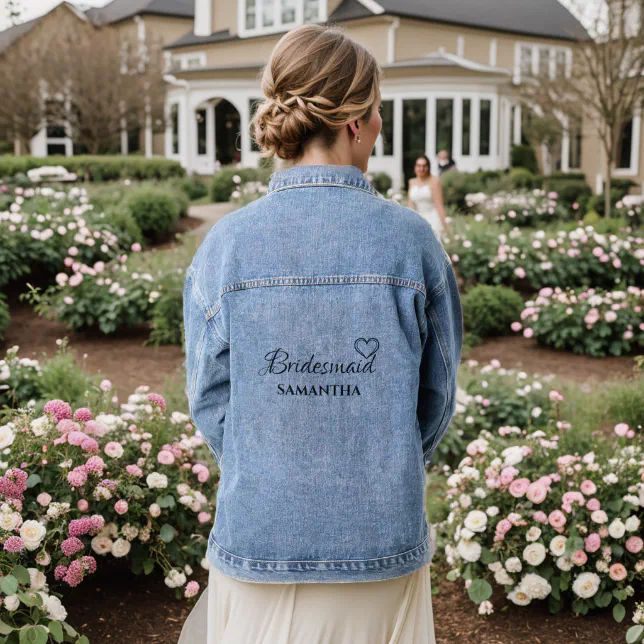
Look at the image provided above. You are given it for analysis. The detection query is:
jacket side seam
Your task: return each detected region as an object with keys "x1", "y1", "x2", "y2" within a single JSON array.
[
  {"x1": 421, "y1": 305, "x2": 453, "y2": 465},
  {"x1": 209, "y1": 532, "x2": 430, "y2": 565}
]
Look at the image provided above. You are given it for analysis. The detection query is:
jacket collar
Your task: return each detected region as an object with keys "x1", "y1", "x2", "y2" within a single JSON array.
[{"x1": 266, "y1": 164, "x2": 380, "y2": 198}]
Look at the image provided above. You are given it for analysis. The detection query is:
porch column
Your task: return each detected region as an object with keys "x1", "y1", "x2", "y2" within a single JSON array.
[{"x1": 513, "y1": 104, "x2": 522, "y2": 146}]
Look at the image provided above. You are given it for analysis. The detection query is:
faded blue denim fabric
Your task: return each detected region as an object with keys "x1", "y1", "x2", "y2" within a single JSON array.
[{"x1": 183, "y1": 163, "x2": 463, "y2": 583}]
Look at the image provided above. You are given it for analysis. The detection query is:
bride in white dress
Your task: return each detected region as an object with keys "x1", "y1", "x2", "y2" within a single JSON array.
[{"x1": 407, "y1": 155, "x2": 449, "y2": 237}]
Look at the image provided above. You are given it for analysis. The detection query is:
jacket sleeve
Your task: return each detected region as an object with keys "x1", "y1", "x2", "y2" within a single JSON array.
[
  {"x1": 417, "y1": 256, "x2": 463, "y2": 468},
  {"x1": 183, "y1": 267, "x2": 230, "y2": 470}
]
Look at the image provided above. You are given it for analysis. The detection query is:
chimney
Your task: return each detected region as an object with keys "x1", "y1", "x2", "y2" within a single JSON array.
[{"x1": 194, "y1": 0, "x2": 213, "y2": 37}]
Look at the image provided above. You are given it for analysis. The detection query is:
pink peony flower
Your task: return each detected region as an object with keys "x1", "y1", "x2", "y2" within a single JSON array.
[
  {"x1": 548, "y1": 510, "x2": 567, "y2": 529},
  {"x1": 626, "y1": 536, "x2": 643, "y2": 554},
  {"x1": 84, "y1": 456, "x2": 105, "y2": 475},
  {"x1": 614, "y1": 423, "x2": 629, "y2": 437},
  {"x1": 571, "y1": 549, "x2": 588, "y2": 566},
  {"x1": 184, "y1": 581, "x2": 199, "y2": 598},
  {"x1": 609, "y1": 563, "x2": 627, "y2": 582},
  {"x1": 526, "y1": 482, "x2": 548, "y2": 504},
  {"x1": 500, "y1": 466, "x2": 519, "y2": 486},
  {"x1": 77, "y1": 499, "x2": 89, "y2": 513},
  {"x1": 81, "y1": 438, "x2": 99, "y2": 453},
  {"x1": 54, "y1": 565, "x2": 68, "y2": 581},
  {"x1": 533, "y1": 511, "x2": 548, "y2": 524},
  {"x1": 114, "y1": 500, "x2": 128, "y2": 515},
  {"x1": 511, "y1": 322, "x2": 522, "y2": 332},
  {"x1": 67, "y1": 468, "x2": 87, "y2": 488},
  {"x1": 157, "y1": 450, "x2": 175, "y2": 465},
  {"x1": 68, "y1": 431, "x2": 90, "y2": 446},
  {"x1": 509, "y1": 478, "x2": 531, "y2": 498},
  {"x1": 585, "y1": 533, "x2": 601, "y2": 553},
  {"x1": 36, "y1": 493, "x2": 52, "y2": 507},
  {"x1": 586, "y1": 498, "x2": 601, "y2": 512},
  {"x1": 126, "y1": 464, "x2": 143, "y2": 477},
  {"x1": 523, "y1": 328, "x2": 534, "y2": 339},
  {"x1": 197, "y1": 512, "x2": 211, "y2": 524},
  {"x1": 57, "y1": 419, "x2": 80, "y2": 434},
  {"x1": 580, "y1": 480, "x2": 597, "y2": 495}
]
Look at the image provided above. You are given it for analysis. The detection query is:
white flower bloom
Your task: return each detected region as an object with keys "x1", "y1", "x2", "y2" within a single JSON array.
[
  {"x1": 146, "y1": 472, "x2": 168, "y2": 489},
  {"x1": 508, "y1": 588, "x2": 531, "y2": 606},
  {"x1": 45, "y1": 595, "x2": 68, "y2": 621},
  {"x1": 111, "y1": 538, "x2": 131, "y2": 558},
  {"x1": 608, "y1": 519, "x2": 626, "y2": 539},
  {"x1": 523, "y1": 543, "x2": 547, "y2": 567},
  {"x1": 556, "y1": 556, "x2": 573, "y2": 571},
  {"x1": 518, "y1": 573, "x2": 551, "y2": 600},
  {"x1": 0, "y1": 425, "x2": 15, "y2": 449},
  {"x1": 505, "y1": 557, "x2": 522, "y2": 573},
  {"x1": 457, "y1": 539, "x2": 482, "y2": 563},
  {"x1": 488, "y1": 561, "x2": 503, "y2": 572},
  {"x1": 572, "y1": 572, "x2": 601, "y2": 599},
  {"x1": 91, "y1": 535, "x2": 113, "y2": 555},
  {"x1": 501, "y1": 446, "x2": 524, "y2": 466},
  {"x1": 486, "y1": 506, "x2": 500, "y2": 517},
  {"x1": 30, "y1": 415, "x2": 52, "y2": 437},
  {"x1": 478, "y1": 600, "x2": 494, "y2": 615},
  {"x1": 20, "y1": 520, "x2": 46, "y2": 551},
  {"x1": 494, "y1": 569, "x2": 514, "y2": 586},
  {"x1": 165, "y1": 569, "x2": 187, "y2": 589},
  {"x1": 526, "y1": 527, "x2": 542, "y2": 542},
  {"x1": 4, "y1": 595, "x2": 20, "y2": 611},
  {"x1": 200, "y1": 558, "x2": 211, "y2": 570},
  {"x1": 28, "y1": 568, "x2": 47, "y2": 591},
  {"x1": 591, "y1": 510, "x2": 608, "y2": 524},
  {"x1": 625, "y1": 516, "x2": 641, "y2": 532},
  {"x1": 464, "y1": 510, "x2": 488, "y2": 533}
]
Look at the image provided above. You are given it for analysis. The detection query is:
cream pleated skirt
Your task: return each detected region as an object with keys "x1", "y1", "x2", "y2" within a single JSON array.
[{"x1": 178, "y1": 559, "x2": 437, "y2": 644}]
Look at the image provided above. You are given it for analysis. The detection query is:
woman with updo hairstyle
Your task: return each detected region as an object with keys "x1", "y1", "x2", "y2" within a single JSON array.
[{"x1": 179, "y1": 21, "x2": 461, "y2": 644}]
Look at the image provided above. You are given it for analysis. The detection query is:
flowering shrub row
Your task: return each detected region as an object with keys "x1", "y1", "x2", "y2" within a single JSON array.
[
  {"x1": 465, "y1": 190, "x2": 572, "y2": 227},
  {"x1": 0, "y1": 382, "x2": 218, "y2": 640},
  {"x1": 0, "y1": 186, "x2": 131, "y2": 290},
  {"x1": 445, "y1": 225, "x2": 643, "y2": 292},
  {"x1": 438, "y1": 409, "x2": 643, "y2": 636},
  {"x1": 512, "y1": 287, "x2": 644, "y2": 358}
]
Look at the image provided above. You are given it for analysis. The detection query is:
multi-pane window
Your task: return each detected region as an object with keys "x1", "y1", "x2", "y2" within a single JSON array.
[
  {"x1": 479, "y1": 99, "x2": 491, "y2": 156},
  {"x1": 380, "y1": 99, "x2": 394, "y2": 156},
  {"x1": 520, "y1": 45, "x2": 533, "y2": 77},
  {"x1": 538, "y1": 48, "x2": 551, "y2": 77},
  {"x1": 568, "y1": 116, "x2": 582, "y2": 170},
  {"x1": 517, "y1": 44, "x2": 571, "y2": 81},
  {"x1": 243, "y1": 0, "x2": 324, "y2": 34}
]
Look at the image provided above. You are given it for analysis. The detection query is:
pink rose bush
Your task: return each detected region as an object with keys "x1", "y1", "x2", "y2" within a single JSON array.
[
  {"x1": 444, "y1": 225, "x2": 643, "y2": 292},
  {"x1": 512, "y1": 286, "x2": 643, "y2": 357},
  {"x1": 465, "y1": 190, "x2": 570, "y2": 228},
  {"x1": 439, "y1": 411, "x2": 644, "y2": 629},
  {"x1": 0, "y1": 387, "x2": 215, "y2": 638}
]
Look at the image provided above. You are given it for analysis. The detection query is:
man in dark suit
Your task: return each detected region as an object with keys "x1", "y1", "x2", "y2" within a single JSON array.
[{"x1": 437, "y1": 149, "x2": 456, "y2": 175}]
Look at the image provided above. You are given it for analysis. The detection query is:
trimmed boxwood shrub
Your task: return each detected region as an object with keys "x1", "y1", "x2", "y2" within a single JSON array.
[
  {"x1": 168, "y1": 175, "x2": 209, "y2": 201},
  {"x1": 511, "y1": 144, "x2": 539, "y2": 174},
  {"x1": 117, "y1": 188, "x2": 181, "y2": 242},
  {"x1": 440, "y1": 171, "x2": 485, "y2": 210},
  {"x1": 509, "y1": 167, "x2": 535, "y2": 189},
  {"x1": 368, "y1": 171, "x2": 392, "y2": 195},
  {"x1": 0, "y1": 156, "x2": 185, "y2": 181},
  {"x1": 462, "y1": 284, "x2": 525, "y2": 338},
  {"x1": 210, "y1": 165, "x2": 274, "y2": 202},
  {"x1": 0, "y1": 293, "x2": 9, "y2": 342},
  {"x1": 542, "y1": 178, "x2": 592, "y2": 209}
]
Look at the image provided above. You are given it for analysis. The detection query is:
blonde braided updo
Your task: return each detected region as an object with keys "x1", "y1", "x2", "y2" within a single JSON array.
[{"x1": 251, "y1": 24, "x2": 382, "y2": 161}]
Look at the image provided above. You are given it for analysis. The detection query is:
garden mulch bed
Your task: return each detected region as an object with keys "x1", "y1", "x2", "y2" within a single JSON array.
[
  {"x1": 63, "y1": 563, "x2": 632, "y2": 644},
  {"x1": 466, "y1": 336, "x2": 637, "y2": 384}
]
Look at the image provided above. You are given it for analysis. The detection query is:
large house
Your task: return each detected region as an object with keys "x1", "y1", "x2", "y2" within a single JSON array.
[
  {"x1": 0, "y1": 0, "x2": 194, "y2": 157},
  {"x1": 162, "y1": 0, "x2": 612, "y2": 190}
]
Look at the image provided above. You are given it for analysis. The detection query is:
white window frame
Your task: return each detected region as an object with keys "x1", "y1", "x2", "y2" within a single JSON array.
[
  {"x1": 238, "y1": 0, "x2": 328, "y2": 38},
  {"x1": 371, "y1": 98, "x2": 395, "y2": 158},
  {"x1": 614, "y1": 106, "x2": 642, "y2": 177},
  {"x1": 172, "y1": 52, "x2": 207, "y2": 71},
  {"x1": 513, "y1": 41, "x2": 572, "y2": 84}
]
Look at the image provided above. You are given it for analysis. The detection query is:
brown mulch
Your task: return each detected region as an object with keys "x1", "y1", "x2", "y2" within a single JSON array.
[
  {"x1": 153, "y1": 214, "x2": 204, "y2": 251},
  {"x1": 62, "y1": 562, "x2": 633, "y2": 644},
  {"x1": 465, "y1": 336, "x2": 637, "y2": 384}
]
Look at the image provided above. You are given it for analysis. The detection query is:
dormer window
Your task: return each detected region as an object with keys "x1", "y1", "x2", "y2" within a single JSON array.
[{"x1": 240, "y1": 0, "x2": 327, "y2": 37}]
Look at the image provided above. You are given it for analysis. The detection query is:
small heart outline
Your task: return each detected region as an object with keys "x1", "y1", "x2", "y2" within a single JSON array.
[{"x1": 354, "y1": 337, "x2": 379, "y2": 359}]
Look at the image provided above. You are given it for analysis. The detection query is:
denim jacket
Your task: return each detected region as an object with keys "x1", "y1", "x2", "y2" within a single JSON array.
[{"x1": 183, "y1": 164, "x2": 463, "y2": 583}]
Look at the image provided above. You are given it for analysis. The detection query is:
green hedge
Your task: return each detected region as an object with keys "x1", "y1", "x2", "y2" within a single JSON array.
[
  {"x1": 511, "y1": 144, "x2": 539, "y2": 174},
  {"x1": 0, "y1": 156, "x2": 185, "y2": 182},
  {"x1": 462, "y1": 285, "x2": 525, "y2": 338},
  {"x1": 0, "y1": 293, "x2": 10, "y2": 342},
  {"x1": 210, "y1": 165, "x2": 274, "y2": 202},
  {"x1": 114, "y1": 187, "x2": 181, "y2": 242}
]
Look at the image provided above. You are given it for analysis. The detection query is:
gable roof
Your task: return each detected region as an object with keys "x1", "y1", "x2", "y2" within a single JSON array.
[
  {"x1": 86, "y1": 0, "x2": 194, "y2": 25},
  {"x1": 384, "y1": 50, "x2": 511, "y2": 75},
  {"x1": 0, "y1": 2, "x2": 88, "y2": 55},
  {"x1": 332, "y1": 0, "x2": 587, "y2": 41}
]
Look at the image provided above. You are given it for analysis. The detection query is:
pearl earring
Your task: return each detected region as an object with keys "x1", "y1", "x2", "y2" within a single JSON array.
[{"x1": 356, "y1": 135, "x2": 361, "y2": 143}]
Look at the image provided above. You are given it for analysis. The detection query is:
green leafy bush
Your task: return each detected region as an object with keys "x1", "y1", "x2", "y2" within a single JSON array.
[
  {"x1": 509, "y1": 168, "x2": 535, "y2": 189},
  {"x1": 441, "y1": 171, "x2": 485, "y2": 210},
  {"x1": 0, "y1": 292, "x2": 9, "y2": 341},
  {"x1": 118, "y1": 188, "x2": 181, "y2": 242},
  {"x1": 511, "y1": 144, "x2": 539, "y2": 174},
  {"x1": 367, "y1": 172, "x2": 393, "y2": 195},
  {"x1": 542, "y1": 178, "x2": 592, "y2": 210},
  {"x1": 0, "y1": 156, "x2": 185, "y2": 181},
  {"x1": 210, "y1": 165, "x2": 273, "y2": 202},
  {"x1": 169, "y1": 175, "x2": 209, "y2": 201},
  {"x1": 462, "y1": 285, "x2": 525, "y2": 338},
  {"x1": 147, "y1": 269, "x2": 185, "y2": 347}
]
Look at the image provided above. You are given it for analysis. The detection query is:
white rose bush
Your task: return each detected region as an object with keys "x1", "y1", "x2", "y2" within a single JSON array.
[
  {"x1": 512, "y1": 286, "x2": 644, "y2": 357},
  {"x1": 0, "y1": 385, "x2": 217, "y2": 642},
  {"x1": 438, "y1": 407, "x2": 644, "y2": 643}
]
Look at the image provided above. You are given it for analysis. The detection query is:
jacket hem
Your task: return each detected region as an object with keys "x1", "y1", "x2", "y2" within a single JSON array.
[{"x1": 205, "y1": 532, "x2": 432, "y2": 584}]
